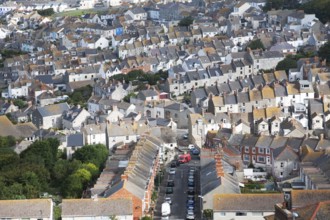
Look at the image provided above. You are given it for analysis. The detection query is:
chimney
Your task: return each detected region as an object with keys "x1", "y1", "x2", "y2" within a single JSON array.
[
  {"x1": 283, "y1": 189, "x2": 292, "y2": 210},
  {"x1": 214, "y1": 153, "x2": 224, "y2": 177},
  {"x1": 121, "y1": 174, "x2": 128, "y2": 181}
]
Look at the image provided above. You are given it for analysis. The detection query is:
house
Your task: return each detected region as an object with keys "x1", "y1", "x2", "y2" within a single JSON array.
[
  {"x1": 213, "y1": 194, "x2": 283, "y2": 219},
  {"x1": 82, "y1": 123, "x2": 107, "y2": 145},
  {"x1": 32, "y1": 103, "x2": 70, "y2": 129},
  {"x1": 61, "y1": 198, "x2": 133, "y2": 220},
  {"x1": 106, "y1": 121, "x2": 149, "y2": 149},
  {"x1": 136, "y1": 89, "x2": 159, "y2": 102},
  {"x1": 188, "y1": 113, "x2": 219, "y2": 147},
  {"x1": 272, "y1": 145, "x2": 299, "y2": 180},
  {"x1": 232, "y1": 1, "x2": 251, "y2": 17},
  {"x1": 103, "y1": 135, "x2": 160, "y2": 219},
  {"x1": 0, "y1": 199, "x2": 53, "y2": 220},
  {"x1": 124, "y1": 8, "x2": 147, "y2": 21},
  {"x1": 66, "y1": 133, "x2": 85, "y2": 159},
  {"x1": 0, "y1": 115, "x2": 37, "y2": 139},
  {"x1": 0, "y1": 101, "x2": 18, "y2": 115},
  {"x1": 200, "y1": 151, "x2": 241, "y2": 211},
  {"x1": 62, "y1": 105, "x2": 91, "y2": 130},
  {"x1": 271, "y1": 190, "x2": 330, "y2": 219},
  {"x1": 163, "y1": 102, "x2": 192, "y2": 128}
]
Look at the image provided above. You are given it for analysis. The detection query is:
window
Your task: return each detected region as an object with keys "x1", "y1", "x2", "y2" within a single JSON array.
[
  {"x1": 93, "y1": 135, "x2": 95, "y2": 139},
  {"x1": 219, "y1": 212, "x2": 226, "y2": 216},
  {"x1": 280, "y1": 172, "x2": 283, "y2": 176},
  {"x1": 245, "y1": 146, "x2": 249, "y2": 153},
  {"x1": 316, "y1": 120, "x2": 320, "y2": 123},
  {"x1": 252, "y1": 147, "x2": 256, "y2": 154},
  {"x1": 243, "y1": 154, "x2": 250, "y2": 161},
  {"x1": 257, "y1": 156, "x2": 265, "y2": 162},
  {"x1": 266, "y1": 148, "x2": 270, "y2": 154},
  {"x1": 236, "y1": 212, "x2": 247, "y2": 216},
  {"x1": 258, "y1": 148, "x2": 264, "y2": 154},
  {"x1": 306, "y1": 93, "x2": 308, "y2": 97},
  {"x1": 275, "y1": 123, "x2": 278, "y2": 127},
  {"x1": 266, "y1": 156, "x2": 270, "y2": 164},
  {"x1": 281, "y1": 162, "x2": 284, "y2": 167},
  {"x1": 126, "y1": 136, "x2": 129, "y2": 140}
]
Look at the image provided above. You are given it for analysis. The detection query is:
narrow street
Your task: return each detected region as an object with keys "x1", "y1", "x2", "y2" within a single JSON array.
[{"x1": 154, "y1": 153, "x2": 201, "y2": 220}]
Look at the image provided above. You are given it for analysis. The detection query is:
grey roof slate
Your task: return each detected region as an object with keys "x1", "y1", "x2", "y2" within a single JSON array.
[
  {"x1": 67, "y1": 133, "x2": 84, "y2": 147},
  {"x1": 37, "y1": 103, "x2": 70, "y2": 117}
]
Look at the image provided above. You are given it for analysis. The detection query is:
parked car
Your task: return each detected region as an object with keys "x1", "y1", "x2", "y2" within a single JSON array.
[
  {"x1": 186, "y1": 210, "x2": 195, "y2": 220},
  {"x1": 166, "y1": 187, "x2": 173, "y2": 194},
  {"x1": 169, "y1": 168, "x2": 176, "y2": 175},
  {"x1": 165, "y1": 197, "x2": 172, "y2": 205},
  {"x1": 191, "y1": 148, "x2": 200, "y2": 155},
  {"x1": 167, "y1": 180, "x2": 175, "y2": 187},
  {"x1": 188, "y1": 144, "x2": 195, "y2": 150},
  {"x1": 187, "y1": 187, "x2": 195, "y2": 195},
  {"x1": 187, "y1": 195, "x2": 195, "y2": 201},
  {"x1": 188, "y1": 181, "x2": 194, "y2": 187},
  {"x1": 187, "y1": 199, "x2": 195, "y2": 207}
]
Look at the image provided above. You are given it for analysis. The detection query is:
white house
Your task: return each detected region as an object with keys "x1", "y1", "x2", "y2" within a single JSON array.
[
  {"x1": 124, "y1": 8, "x2": 147, "y2": 21},
  {"x1": 32, "y1": 103, "x2": 70, "y2": 129},
  {"x1": 79, "y1": 0, "x2": 97, "y2": 9},
  {"x1": 82, "y1": 123, "x2": 107, "y2": 146},
  {"x1": 106, "y1": 121, "x2": 149, "y2": 149},
  {"x1": 231, "y1": 2, "x2": 251, "y2": 17},
  {"x1": 0, "y1": 27, "x2": 11, "y2": 39},
  {"x1": 62, "y1": 106, "x2": 91, "y2": 130}
]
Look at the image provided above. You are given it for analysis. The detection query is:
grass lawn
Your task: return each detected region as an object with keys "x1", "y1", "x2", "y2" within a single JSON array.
[{"x1": 53, "y1": 9, "x2": 104, "y2": 18}]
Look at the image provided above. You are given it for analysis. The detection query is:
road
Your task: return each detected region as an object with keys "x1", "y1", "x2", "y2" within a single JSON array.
[{"x1": 154, "y1": 153, "x2": 201, "y2": 220}]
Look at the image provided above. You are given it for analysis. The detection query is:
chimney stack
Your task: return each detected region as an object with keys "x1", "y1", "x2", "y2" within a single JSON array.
[{"x1": 214, "y1": 153, "x2": 224, "y2": 177}]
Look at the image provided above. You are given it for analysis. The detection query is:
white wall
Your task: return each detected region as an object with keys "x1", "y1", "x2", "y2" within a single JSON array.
[{"x1": 214, "y1": 211, "x2": 274, "y2": 220}]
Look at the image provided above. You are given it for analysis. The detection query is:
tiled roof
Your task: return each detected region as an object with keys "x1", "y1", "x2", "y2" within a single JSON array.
[
  {"x1": 62, "y1": 198, "x2": 132, "y2": 217},
  {"x1": 0, "y1": 199, "x2": 52, "y2": 218},
  {"x1": 213, "y1": 194, "x2": 282, "y2": 211}
]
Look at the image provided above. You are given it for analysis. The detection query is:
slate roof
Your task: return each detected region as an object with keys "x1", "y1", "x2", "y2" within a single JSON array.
[
  {"x1": 67, "y1": 133, "x2": 84, "y2": 147},
  {"x1": 273, "y1": 145, "x2": 299, "y2": 161},
  {"x1": 37, "y1": 103, "x2": 70, "y2": 117},
  {"x1": 200, "y1": 160, "x2": 221, "y2": 196},
  {"x1": 0, "y1": 199, "x2": 52, "y2": 218},
  {"x1": 35, "y1": 75, "x2": 53, "y2": 84}
]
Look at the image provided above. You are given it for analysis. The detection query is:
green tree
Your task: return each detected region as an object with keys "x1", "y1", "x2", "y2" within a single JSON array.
[
  {"x1": 301, "y1": 0, "x2": 330, "y2": 23},
  {"x1": 178, "y1": 16, "x2": 194, "y2": 27},
  {"x1": 37, "y1": 8, "x2": 55, "y2": 17},
  {"x1": 203, "y1": 209, "x2": 213, "y2": 219},
  {"x1": 318, "y1": 42, "x2": 330, "y2": 63},
  {"x1": 123, "y1": 93, "x2": 137, "y2": 102},
  {"x1": 73, "y1": 168, "x2": 92, "y2": 184},
  {"x1": 73, "y1": 144, "x2": 108, "y2": 170},
  {"x1": 275, "y1": 55, "x2": 297, "y2": 72},
  {"x1": 13, "y1": 99, "x2": 27, "y2": 109},
  {"x1": 62, "y1": 175, "x2": 83, "y2": 198},
  {"x1": 247, "y1": 39, "x2": 265, "y2": 50}
]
